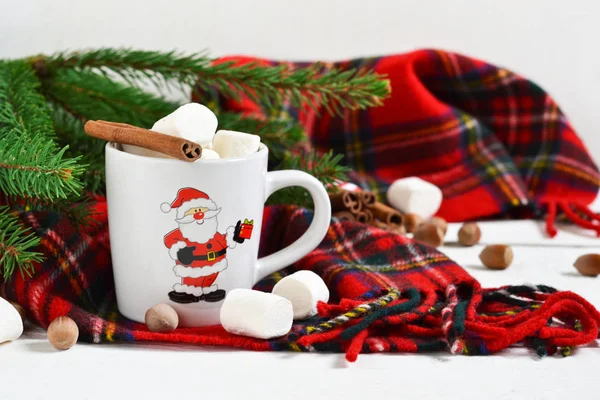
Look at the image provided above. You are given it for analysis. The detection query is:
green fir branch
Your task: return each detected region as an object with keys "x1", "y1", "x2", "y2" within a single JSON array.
[
  {"x1": 51, "y1": 105, "x2": 107, "y2": 193},
  {"x1": 0, "y1": 133, "x2": 85, "y2": 200},
  {"x1": 40, "y1": 49, "x2": 390, "y2": 114},
  {"x1": 0, "y1": 206, "x2": 43, "y2": 279},
  {"x1": 267, "y1": 150, "x2": 349, "y2": 207},
  {"x1": 41, "y1": 68, "x2": 178, "y2": 128},
  {"x1": 0, "y1": 61, "x2": 84, "y2": 201},
  {"x1": 0, "y1": 60, "x2": 55, "y2": 139}
]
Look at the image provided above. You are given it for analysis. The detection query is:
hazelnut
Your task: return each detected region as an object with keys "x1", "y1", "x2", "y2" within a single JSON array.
[
  {"x1": 458, "y1": 222, "x2": 481, "y2": 246},
  {"x1": 573, "y1": 254, "x2": 600, "y2": 277},
  {"x1": 390, "y1": 224, "x2": 407, "y2": 235},
  {"x1": 47, "y1": 316, "x2": 79, "y2": 350},
  {"x1": 145, "y1": 303, "x2": 179, "y2": 332},
  {"x1": 404, "y1": 213, "x2": 423, "y2": 233},
  {"x1": 429, "y1": 216, "x2": 448, "y2": 236},
  {"x1": 479, "y1": 245, "x2": 513, "y2": 270},
  {"x1": 413, "y1": 223, "x2": 444, "y2": 247}
]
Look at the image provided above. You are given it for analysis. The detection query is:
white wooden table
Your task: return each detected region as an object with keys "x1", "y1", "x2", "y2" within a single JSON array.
[{"x1": 2, "y1": 210, "x2": 600, "y2": 399}]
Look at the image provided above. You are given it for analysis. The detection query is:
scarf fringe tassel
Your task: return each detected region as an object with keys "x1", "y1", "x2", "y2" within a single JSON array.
[
  {"x1": 543, "y1": 201, "x2": 600, "y2": 238},
  {"x1": 290, "y1": 284, "x2": 600, "y2": 362}
]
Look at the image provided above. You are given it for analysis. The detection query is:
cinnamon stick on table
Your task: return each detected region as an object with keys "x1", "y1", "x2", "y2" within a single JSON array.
[
  {"x1": 354, "y1": 209, "x2": 374, "y2": 224},
  {"x1": 372, "y1": 219, "x2": 389, "y2": 230},
  {"x1": 84, "y1": 120, "x2": 203, "y2": 162},
  {"x1": 333, "y1": 211, "x2": 356, "y2": 221},
  {"x1": 372, "y1": 218, "x2": 406, "y2": 235},
  {"x1": 335, "y1": 209, "x2": 372, "y2": 224},
  {"x1": 357, "y1": 191, "x2": 376, "y2": 207},
  {"x1": 329, "y1": 190, "x2": 363, "y2": 213},
  {"x1": 371, "y1": 202, "x2": 404, "y2": 226}
]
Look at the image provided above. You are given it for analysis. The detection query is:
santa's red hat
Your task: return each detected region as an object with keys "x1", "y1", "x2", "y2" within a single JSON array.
[{"x1": 161, "y1": 188, "x2": 217, "y2": 218}]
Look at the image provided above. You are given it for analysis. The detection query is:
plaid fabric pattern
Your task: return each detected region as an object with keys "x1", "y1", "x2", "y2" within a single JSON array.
[
  {"x1": 2, "y1": 203, "x2": 599, "y2": 361},
  {"x1": 208, "y1": 49, "x2": 600, "y2": 229}
]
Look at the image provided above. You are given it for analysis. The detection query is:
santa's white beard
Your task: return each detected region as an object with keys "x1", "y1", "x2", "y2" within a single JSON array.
[{"x1": 179, "y1": 217, "x2": 219, "y2": 244}]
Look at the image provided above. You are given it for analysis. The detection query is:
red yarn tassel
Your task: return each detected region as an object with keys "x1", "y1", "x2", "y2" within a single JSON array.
[
  {"x1": 470, "y1": 291, "x2": 600, "y2": 353},
  {"x1": 345, "y1": 328, "x2": 369, "y2": 362},
  {"x1": 542, "y1": 201, "x2": 600, "y2": 237},
  {"x1": 297, "y1": 327, "x2": 345, "y2": 347},
  {"x1": 545, "y1": 201, "x2": 558, "y2": 238},
  {"x1": 572, "y1": 203, "x2": 600, "y2": 224},
  {"x1": 559, "y1": 202, "x2": 600, "y2": 237}
]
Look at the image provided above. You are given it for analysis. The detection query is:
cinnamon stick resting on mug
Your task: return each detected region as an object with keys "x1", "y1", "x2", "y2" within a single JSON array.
[{"x1": 84, "y1": 120, "x2": 203, "y2": 162}]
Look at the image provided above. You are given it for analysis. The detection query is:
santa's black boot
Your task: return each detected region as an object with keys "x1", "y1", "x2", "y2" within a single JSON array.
[
  {"x1": 168, "y1": 291, "x2": 203, "y2": 304},
  {"x1": 204, "y1": 289, "x2": 226, "y2": 302}
]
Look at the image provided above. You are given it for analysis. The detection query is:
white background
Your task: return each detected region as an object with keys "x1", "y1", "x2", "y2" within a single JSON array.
[{"x1": 2, "y1": 0, "x2": 599, "y2": 162}]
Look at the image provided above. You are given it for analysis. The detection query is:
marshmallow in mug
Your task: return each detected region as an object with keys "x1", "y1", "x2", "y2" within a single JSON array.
[
  {"x1": 199, "y1": 149, "x2": 220, "y2": 159},
  {"x1": 272, "y1": 270, "x2": 329, "y2": 320},
  {"x1": 386, "y1": 177, "x2": 443, "y2": 219},
  {"x1": 122, "y1": 103, "x2": 219, "y2": 159},
  {"x1": 220, "y1": 289, "x2": 293, "y2": 339},
  {"x1": 152, "y1": 103, "x2": 218, "y2": 147},
  {"x1": 213, "y1": 130, "x2": 261, "y2": 159}
]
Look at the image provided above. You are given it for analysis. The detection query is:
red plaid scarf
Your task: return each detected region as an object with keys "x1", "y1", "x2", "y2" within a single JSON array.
[
  {"x1": 2, "y1": 203, "x2": 599, "y2": 361},
  {"x1": 207, "y1": 49, "x2": 600, "y2": 237}
]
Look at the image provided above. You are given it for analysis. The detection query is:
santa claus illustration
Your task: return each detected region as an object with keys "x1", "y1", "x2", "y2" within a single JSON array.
[{"x1": 161, "y1": 188, "x2": 252, "y2": 304}]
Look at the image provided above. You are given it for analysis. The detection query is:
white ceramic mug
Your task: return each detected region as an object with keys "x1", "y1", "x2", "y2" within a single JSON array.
[{"x1": 105, "y1": 143, "x2": 331, "y2": 327}]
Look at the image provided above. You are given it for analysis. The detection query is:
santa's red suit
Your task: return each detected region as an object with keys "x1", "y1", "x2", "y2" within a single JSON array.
[{"x1": 164, "y1": 229, "x2": 228, "y2": 296}]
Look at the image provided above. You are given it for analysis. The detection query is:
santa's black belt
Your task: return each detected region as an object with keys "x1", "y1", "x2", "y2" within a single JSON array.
[{"x1": 191, "y1": 248, "x2": 227, "y2": 262}]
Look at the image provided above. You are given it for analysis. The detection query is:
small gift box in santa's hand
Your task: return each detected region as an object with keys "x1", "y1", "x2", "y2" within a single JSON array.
[
  {"x1": 233, "y1": 219, "x2": 254, "y2": 243},
  {"x1": 239, "y1": 219, "x2": 254, "y2": 239}
]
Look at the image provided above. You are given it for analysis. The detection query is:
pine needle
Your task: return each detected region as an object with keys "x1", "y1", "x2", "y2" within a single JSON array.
[{"x1": 0, "y1": 206, "x2": 42, "y2": 279}]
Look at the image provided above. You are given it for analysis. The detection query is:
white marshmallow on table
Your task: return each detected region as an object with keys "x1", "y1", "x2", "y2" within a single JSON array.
[
  {"x1": 212, "y1": 130, "x2": 261, "y2": 159},
  {"x1": 386, "y1": 177, "x2": 443, "y2": 219},
  {"x1": 0, "y1": 297, "x2": 23, "y2": 343},
  {"x1": 220, "y1": 289, "x2": 293, "y2": 339},
  {"x1": 272, "y1": 270, "x2": 329, "y2": 320},
  {"x1": 122, "y1": 102, "x2": 218, "y2": 158}
]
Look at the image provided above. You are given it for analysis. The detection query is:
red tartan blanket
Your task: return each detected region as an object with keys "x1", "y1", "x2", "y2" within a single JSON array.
[
  {"x1": 3, "y1": 49, "x2": 600, "y2": 361},
  {"x1": 208, "y1": 49, "x2": 600, "y2": 237}
]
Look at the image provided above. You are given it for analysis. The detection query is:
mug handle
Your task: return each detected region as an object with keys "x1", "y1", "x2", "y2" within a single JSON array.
[{"x1": 254, "y1": 170, "x2": 331, "y2": 283}]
